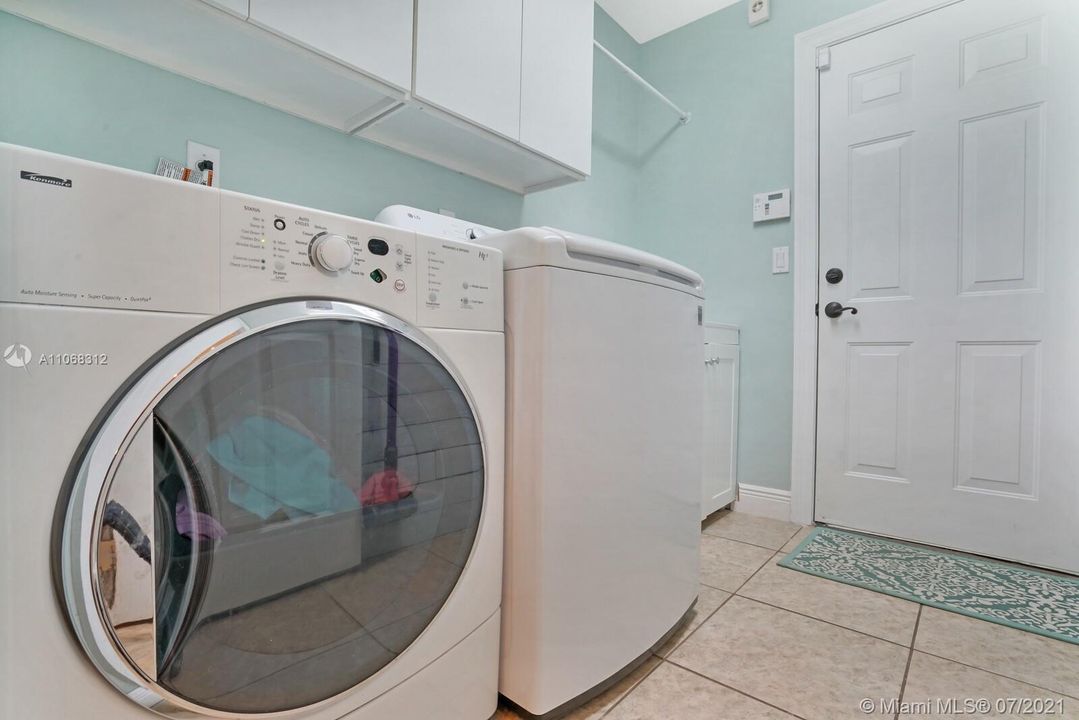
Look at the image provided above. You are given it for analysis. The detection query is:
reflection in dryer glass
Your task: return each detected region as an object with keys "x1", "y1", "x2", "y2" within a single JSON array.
[{"x1": 98, "y1": 319, "x2": 483, "y2": 713}]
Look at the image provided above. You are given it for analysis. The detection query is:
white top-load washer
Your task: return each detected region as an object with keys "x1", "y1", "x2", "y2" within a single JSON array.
[
  {"x1": 0, "y1": 145, "x2": 505, "y2": 720},
  {"x1": 375, "y1": 209, "x2": 704, "y2": 718},
  {"x1": 484, "y1": 227, "x2": 704, "y2": 717},
  {"x1": 375, "y1": 205, "x2": 500, "y2": 244}
]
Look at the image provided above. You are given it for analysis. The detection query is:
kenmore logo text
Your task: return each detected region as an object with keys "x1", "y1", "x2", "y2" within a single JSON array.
[{"x1": 20, "y1": 171, "x2": 72, "y2": 188}]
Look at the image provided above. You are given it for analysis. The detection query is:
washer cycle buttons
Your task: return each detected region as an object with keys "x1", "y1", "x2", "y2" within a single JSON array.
[
  {"x1": 273, "y1": 218, "x2": 286, "y2": 231},
  {"x1": 368, "y1": 238, "x2": 390, "y2": 255},
  {"x1": 370, "y1": 269, "x2": 387, "y2": 283}
]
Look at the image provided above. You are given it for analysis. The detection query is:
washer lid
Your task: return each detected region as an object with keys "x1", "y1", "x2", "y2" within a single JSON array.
[{"x1": 481, "y1": 227, "x2": 704, "y2": 297}]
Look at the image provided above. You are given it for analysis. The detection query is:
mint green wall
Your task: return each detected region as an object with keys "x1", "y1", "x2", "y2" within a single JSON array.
[
  {"x1": 624, "y1": 0, "x2": 881, "y2": 491},
  {"x1": 0, "y1": 3, "x2": 885, "y2": 494},
  {"x1": 0, "y1": 11, "x2": 524, "y2": 229}
]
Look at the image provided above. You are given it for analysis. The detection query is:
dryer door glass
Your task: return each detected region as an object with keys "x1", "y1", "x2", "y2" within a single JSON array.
[{"x1": 90, "y1": 315, "x2": 484, "y2": 714}]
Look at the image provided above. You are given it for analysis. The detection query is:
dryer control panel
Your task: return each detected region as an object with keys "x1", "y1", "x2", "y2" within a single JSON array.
[
  {"x1": 0, "y1": 144, "x2": 502, "y2": 329},
  {"x1": 220, "y1": 193, "x2": 503, "y2": 331},
  {"x1": 220, "y1": 192, "x2": 418, "y2": 321}
]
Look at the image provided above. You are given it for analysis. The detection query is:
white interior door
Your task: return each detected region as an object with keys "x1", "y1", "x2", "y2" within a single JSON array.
[{"x1": 815, "y1": 0, "x2": 1079, "y2": 572}]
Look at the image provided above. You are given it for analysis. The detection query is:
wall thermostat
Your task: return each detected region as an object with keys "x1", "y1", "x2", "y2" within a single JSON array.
[
  {"x1": 748, "y1": 0, "x2": 770, "y2": 27},
  {"x1": 753, "y1": 188, "x2": 790, "y2": 222}
]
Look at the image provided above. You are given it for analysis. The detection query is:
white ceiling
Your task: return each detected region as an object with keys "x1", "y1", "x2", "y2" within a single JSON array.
[{"x1": 597, "y1": 0, "x2": 743, "y2": 43}]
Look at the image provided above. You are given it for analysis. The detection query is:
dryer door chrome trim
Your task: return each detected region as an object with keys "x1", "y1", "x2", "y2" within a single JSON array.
[{"x1": 58, "y1": 299, "x2": 488, "y2": 718}]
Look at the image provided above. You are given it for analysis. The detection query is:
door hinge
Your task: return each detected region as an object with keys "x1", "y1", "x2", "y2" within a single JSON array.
[
  {"x1": 816, "y1": 46, "x2": 831, "y2": 70},
  {"x1": 815, "y1": 302, "x2": 819, "y2": 317}
]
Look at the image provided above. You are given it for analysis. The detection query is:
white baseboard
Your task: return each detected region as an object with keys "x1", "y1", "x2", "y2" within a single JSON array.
[{"x1": 733, "y1": 483, "x2": 792, "y2": 522}]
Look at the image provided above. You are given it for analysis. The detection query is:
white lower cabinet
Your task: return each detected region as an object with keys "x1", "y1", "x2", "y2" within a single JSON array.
[{"x1": 702, "y1": 323, "x2": 740, "y2": 520}]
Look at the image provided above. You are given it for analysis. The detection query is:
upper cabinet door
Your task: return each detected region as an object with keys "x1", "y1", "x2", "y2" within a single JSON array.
[
  {"x1": 248, "y1": 0, "x2": 413, "y2": 90},
  {"x1": 201, "y1": 0, "x2": 249, "y2": 18},
  {"x1": 520, "y1": 0, "x2": 593, "y2": 174},
  {"x1": 414, "y1": 0, "x2": 523, "y2": 140}
]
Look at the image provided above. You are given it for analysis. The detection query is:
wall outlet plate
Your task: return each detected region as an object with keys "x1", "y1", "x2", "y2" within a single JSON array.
[
  {"x1": 187, "y1": 140, "x2": 220, "y2": 186},
  {"x1": 748, "y1": 0, "x2": 770, "y2": 26}
]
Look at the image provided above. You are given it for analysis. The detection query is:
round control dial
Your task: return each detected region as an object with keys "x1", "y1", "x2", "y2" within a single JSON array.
[{"x1": 310, "y1": 233, "x2": 354, "y2": 273}]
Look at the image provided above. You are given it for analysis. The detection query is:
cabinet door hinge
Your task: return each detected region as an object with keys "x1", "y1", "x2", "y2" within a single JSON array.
[{"x1": 816, "y1": 46, "x2": 831, "y2": 70}]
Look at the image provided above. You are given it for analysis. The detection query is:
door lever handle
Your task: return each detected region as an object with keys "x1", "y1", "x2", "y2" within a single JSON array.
[{"x1": 824, "y1": 301, "x2": 858, "y2": 318}]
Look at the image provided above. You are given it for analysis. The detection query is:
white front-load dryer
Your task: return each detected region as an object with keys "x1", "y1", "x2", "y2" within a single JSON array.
[{"x1": 0, "y1": 144, "x2": 505, "y2": 720}]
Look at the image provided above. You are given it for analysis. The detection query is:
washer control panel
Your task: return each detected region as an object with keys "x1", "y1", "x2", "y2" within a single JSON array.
[
  {"x1": 220, "y1": 192, "x2": 417, "y2": 320},
  {"x1": 417, "y1": 238, "x2": 503, "y2": 331}
]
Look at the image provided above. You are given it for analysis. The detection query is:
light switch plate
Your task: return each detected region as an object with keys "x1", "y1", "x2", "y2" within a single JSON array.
[
  {"x1": 186, "y1": 141, "x2": 220, "y2": 186},
  {"x1": 748, "y1": 0, "x2": 770, "y2": 26},
  {"x1": 772, "y1": 246, "x2": 790, "y2": 274}
]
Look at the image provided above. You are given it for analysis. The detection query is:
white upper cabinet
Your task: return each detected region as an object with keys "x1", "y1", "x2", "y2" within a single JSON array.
[
  {"x1": 248, "y1": 0, "x2": 413, "y2": 91},
  {"x1": 2, "y1": 0, "x2": 593, "y2": 192},
  {"x1": 520, "y1": 0, "x2": 593, "y2": 174},
  {"x1": 413, "y1": 0, "x2": 523, "y2": 140},
  {"x1": 200, "y1": 0, "x2": 248, "y2": 18}
]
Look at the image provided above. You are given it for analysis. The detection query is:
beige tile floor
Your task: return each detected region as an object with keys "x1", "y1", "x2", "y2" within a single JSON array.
[{"x1": 495, "y1": 511, "x2": 1079, "y2": 720}]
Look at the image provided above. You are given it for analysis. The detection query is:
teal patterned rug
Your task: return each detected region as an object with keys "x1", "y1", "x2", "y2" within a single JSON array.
[{"x1": 779, "y1": 527, "x2": 1079, "y2": 645}]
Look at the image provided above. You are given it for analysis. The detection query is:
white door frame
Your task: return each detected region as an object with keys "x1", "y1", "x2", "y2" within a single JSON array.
[{"x1": 789, "y1": 0, "x2": 966, "y2": 525}]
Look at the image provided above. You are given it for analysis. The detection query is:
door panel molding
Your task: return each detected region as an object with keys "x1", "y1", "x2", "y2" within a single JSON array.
[
  {"x1": 792, "y1": 0, "x2": 970, "y2": 525},
  {"x1": 795, "y1": 0, "x2": 1076, "y2": 574}
]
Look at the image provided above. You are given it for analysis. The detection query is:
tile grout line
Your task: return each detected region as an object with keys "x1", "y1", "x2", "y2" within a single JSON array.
[
  {"x1": 747, "y1": 543, "x2": 1079, "y2": 703},
  {"x1": 702, "y1": 532, "x2": 784, "y2": 553},
  {"x1": 662, "y1": 543, "x2": 910, "y2": 720},
  {"x1": 912, "y1": 647, "x2": 1079, "y2": 703},
  {"x1": 657, "y1": 554, "x2": 818, "y2": 719},
  {"x1": 656, "y1": 577, "x2": 745, "y2": 659},
  {"x1": 662, "y1": 546, "x2": 781, "y2": 659},
  {"x1": 697, "y1": 547, "x2": 777, "y2": 595},
  {"x1": 732, "y1": 591, "x2": 914, "y2": 650},
  {"x1": 736, "y1": 549, "x2": 917, "y2": 649},
  {"x1": 702, "y1": 526, "x2": 805, "y2": 554},
  {"x1": 605, "y1": 521, "x2": 857, "y2": 717},
  {"x1": 636, "y1": 541, "x2": 784, "y2": 718},
  {"x1": 745, "y1": 552, "x2": 1079, "y2": 703},
  {"x1": 662, "y1": 657, "x2": 810, "y2": 720},
  {"x1": 893, "y1": 605, "x2": 922, "y2": 720},
  {"x1": 595, "y1": 654, "x2": 666, "y2": 719}
]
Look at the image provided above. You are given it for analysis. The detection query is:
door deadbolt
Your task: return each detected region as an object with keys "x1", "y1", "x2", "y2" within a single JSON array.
[{"x1": 825, "y1": 268, "x2": 844, "y2": 284}]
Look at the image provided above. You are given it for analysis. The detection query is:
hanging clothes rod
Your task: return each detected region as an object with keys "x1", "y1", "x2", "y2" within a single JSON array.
[{"x1": 594, "y1": 40, "x2": 691, "y2": 125}]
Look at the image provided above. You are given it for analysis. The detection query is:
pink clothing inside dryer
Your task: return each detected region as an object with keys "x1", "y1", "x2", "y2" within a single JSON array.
[{"x1": 358, "y1": 469, "x2": 415, "y2": 506}]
